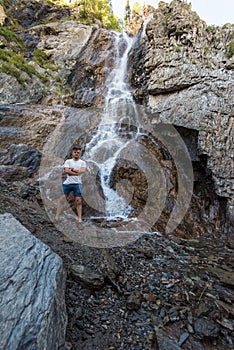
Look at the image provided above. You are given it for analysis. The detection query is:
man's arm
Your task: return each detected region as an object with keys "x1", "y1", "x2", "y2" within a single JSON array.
[
  {"x1": 64, "y1": 167, "x2": 77, "y2": 175},
  {"x1": 76, "y1": 166, "x2": 86, "y2": 174},
  {"x1": 64, "y1": 166, "x2": 86, "y2": 175}
]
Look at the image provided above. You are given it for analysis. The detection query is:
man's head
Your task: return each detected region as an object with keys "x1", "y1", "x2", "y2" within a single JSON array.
[
  {"x1": 71, "y1": 145, "x2": 82, "y2": 159},
  {"x1": 72, "y1": 144, "x2": 81, "y2": 151}
]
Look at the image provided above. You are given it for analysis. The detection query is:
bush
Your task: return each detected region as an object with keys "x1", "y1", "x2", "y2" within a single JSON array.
[{"x1": 225, "y1": 41, "x2": 234, "y2": 59}]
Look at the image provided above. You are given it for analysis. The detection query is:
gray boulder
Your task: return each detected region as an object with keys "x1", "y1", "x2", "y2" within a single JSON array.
[{"x1": 0, "y1": 213, "x2": 67, "y2": 350}]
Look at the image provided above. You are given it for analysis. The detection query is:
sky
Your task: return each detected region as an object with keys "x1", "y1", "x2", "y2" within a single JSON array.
[{"x1": 111, "y1": 0, "x2": 234, "y2": 26}]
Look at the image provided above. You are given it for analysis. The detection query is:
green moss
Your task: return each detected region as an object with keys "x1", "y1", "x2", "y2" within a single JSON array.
[
  {"x1": 0, "y1": 27, "x2": 25, "y2": 52},
  {"x1": 165, "y1": 13, "x2": 171, "y2": 20},
  {"x1": 32, "y1": 49, "x2": 57, "y2": 70},
  {"x1": 225, "y1": 41, "x2": 234, "y2": 58},
  {"x1": 1, "y1": 62, "x2": 24, "y2": 84},
  {"x1": 0, "y1": 49, "x2": 48, "y2": 84},
  {"x1": 202, "y1": 45, "x2": 210, "y2": 54},
  {"x1": 53, "y1": 86, "x2": 72, "y2": 95}
]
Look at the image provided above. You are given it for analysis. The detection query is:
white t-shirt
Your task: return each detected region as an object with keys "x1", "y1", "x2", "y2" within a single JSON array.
[{"x1": 63, "y1": 158, "x2": 86, "y2": 185}]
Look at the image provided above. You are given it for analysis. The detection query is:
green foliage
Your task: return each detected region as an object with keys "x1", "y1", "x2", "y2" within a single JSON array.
[
  {"x1": 202, "y1": 45, "x2": 210, "y2": 54},
  {"x1": 1, "y1": 62, "x2": 24, "y2": 84},
  {"x1": 0, "y1": 49, "x2": 48, "y2": 84},
  {"x1": 0, "y1": 27, "x2": 25, "y2": 53},
  {"x1": 124, "y1": 0, "x2": 131, "y2": 27},
  {"x1": 0, "y1": 0, "x2": 8, "y2": 8},
  {"x1": 165, "y1": 13, "x2": 171, "y2": 21},
  {"x1": 225, "y1": 41, "x2": 234, "y2": 58},
  {"x1": 206, "y1": 25, "x2": 216, "y2": 32},
  {"x1": 133, "y1": 1, "x2": 141, "y2": 15},
  {"x1": 32, "y1": 49, "x2": 57, "y2": 70},
  {"x1": 79, "y1": 0, "x2": 121, "y2": 31}
]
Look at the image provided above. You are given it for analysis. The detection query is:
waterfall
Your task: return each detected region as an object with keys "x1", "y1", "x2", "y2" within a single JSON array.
[{"x1": 84, "y1": 31, "x2": 139, "y2": 219}]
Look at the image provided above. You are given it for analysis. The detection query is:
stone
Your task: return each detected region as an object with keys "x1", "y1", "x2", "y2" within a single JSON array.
[
  {"x1": 194, "y1": 317, "x2": 220, "y2": 339},
  {"x1": 156, "y1": 328, "x2": 183, "y2": 350},
  {"x1": 0, "y1": 165, "x2": 28, "y2": 181},
  {"x1": 126, "y1": 293, "x2": 142, "y2": 311},
  {"x1": 70, "y1": 264, "x2": 105, "y2": 289},
  {"x1": 0, "y1": 144, "x2": 41, "y2": 176},
  {"x1": 0, "y1": 213, "x2": 67, "y2": 350}
]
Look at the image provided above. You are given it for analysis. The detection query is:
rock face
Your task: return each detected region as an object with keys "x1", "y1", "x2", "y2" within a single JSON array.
[
  {"x1": 68, "y1": 28, "x2": 116, "y2": 108},
  {"x1": 3, "y1": 0, "x2": 72, "y2": 28},
  {"x1": 0, "y1": 20, "x2": 95, "y2": 105},
  {"x1": 0, "y1": 143, "x2": 41, "y2": 180},
  {"x1": 129, "y1": 0, "x2": 234, "y2": 227},
  {"x1": 0, "y1": 4, "x2": 6, "y2": 25},
  {"x1": 0, "y1": 212, "x2": 67, "y2": 350}
]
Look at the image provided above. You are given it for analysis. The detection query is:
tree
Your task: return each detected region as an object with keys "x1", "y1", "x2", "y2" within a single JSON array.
[
  {"x1": 124, "y1": 0, "x2": 131, "y2": 27},
  {"x1": 133, "y1": 1, "x2": 141, "y2": 15},
  {"x1": 79, "y1": 0, "x2": 121, "y2": 31}
]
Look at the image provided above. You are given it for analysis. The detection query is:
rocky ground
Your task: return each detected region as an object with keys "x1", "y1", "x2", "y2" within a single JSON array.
[{"x1": 0, "y1": 177, "x2": 233, "y2": 350}]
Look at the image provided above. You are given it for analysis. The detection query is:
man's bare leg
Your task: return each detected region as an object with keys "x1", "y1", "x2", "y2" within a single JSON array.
[
  {"x1": 55, "y1": 194, "x2": 67, "y2": 221},
  {"x1": 75, "y1": 196, "x2": 82, "y2": 222}
]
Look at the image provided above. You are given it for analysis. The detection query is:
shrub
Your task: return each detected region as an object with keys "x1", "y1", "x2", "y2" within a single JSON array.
[{"x1": 225, "y1": 41, "x2": 234, "y2": 58}]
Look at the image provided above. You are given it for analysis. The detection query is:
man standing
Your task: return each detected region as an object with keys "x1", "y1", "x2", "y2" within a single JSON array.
[{"x1": 55, "y1": 145, "x2": 86, "y2": 223}]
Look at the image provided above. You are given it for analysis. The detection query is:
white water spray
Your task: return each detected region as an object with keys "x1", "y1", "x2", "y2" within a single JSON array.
[{"x1": 84, "y1": 31, "x2": 140, "y2": 218}]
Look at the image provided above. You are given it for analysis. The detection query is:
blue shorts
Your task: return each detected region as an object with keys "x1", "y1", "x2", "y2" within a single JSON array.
[{"x1": 62, "y1": 184, "x2": 82, "y2": 197}]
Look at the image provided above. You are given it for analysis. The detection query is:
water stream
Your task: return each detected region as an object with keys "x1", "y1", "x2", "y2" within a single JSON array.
[{"x1": 84, "y1": 31, "x2": 140, "y2": 219}]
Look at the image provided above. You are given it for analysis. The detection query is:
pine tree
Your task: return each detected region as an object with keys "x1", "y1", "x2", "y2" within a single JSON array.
[
  {"x1": 79, "y1": 0, "x2": 120, "y2": 31},
  {"x1": 124, "y1": 0, "x2": 131, "y2": 27}
]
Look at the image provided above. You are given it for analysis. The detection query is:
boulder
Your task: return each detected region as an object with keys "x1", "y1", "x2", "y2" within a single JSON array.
[{"x1": 0, "y1": 213, "x2": 67, "y2": 350}]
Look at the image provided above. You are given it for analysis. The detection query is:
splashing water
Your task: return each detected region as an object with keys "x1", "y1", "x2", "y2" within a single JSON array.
[{"x1": 84, "y1": 31, "x2": 140, "y2": 218}]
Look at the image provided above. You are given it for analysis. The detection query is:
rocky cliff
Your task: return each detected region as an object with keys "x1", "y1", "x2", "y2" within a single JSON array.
[{"x1": 129, "y1": 0, "x2": 234, "y2": 234}]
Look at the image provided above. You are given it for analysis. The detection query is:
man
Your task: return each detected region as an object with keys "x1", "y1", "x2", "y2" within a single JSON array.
[{"x1": 55, "y1": 145, "x2": 86, "y2": 223}]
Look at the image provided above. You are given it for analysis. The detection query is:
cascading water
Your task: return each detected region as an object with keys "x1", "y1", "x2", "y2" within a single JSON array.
[{"x1": 84, "y1": 31, "x2": 139, "y2": 219}]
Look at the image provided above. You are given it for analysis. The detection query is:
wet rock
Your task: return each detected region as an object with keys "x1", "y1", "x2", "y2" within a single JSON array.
[
  {"x1": 0, "y1": 212, "x2": 67, "y2": 350},
  {"x1": 68, "y1": 28, "x2": 116, "y2": 108},
  {"x1": 194, "y1": 317, "x2": 220, "y2": 340},
  {"x1": 70, "y1": 264, "x2": 105, "y2": 289}
]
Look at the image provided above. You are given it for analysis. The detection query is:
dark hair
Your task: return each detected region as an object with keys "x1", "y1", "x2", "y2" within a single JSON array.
[{"x1": 72, "y1": 144, "x2": 81, "y2": 151}]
